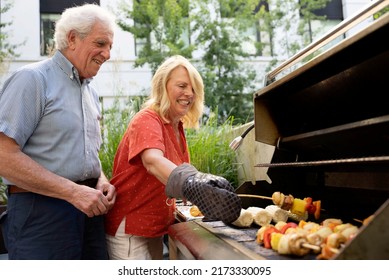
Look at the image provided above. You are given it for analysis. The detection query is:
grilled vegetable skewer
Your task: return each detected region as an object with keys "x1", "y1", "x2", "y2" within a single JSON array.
[
  {"x1": 256, "y1": 218, "x2": 362, "y2": 259},
  {"x1": 272, "y1": 191, "x2": 322, "y2": 219}
]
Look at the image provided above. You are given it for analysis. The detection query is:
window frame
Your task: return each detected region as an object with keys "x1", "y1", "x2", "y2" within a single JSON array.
[{"x1": 39, "y1": 0, "x2": 100, "y2": 56}]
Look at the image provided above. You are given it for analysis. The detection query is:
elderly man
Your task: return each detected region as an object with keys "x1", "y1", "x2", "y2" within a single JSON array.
[{"x1": 0, "y1": 4, "x2": 116, "y2": 259}]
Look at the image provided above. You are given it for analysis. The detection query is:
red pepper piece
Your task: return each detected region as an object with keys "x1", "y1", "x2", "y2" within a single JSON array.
[
  {"x1": 263, "y1": 227, "x2": 281, "y2": 249},
  {"x1": 313, "y1": 200, "x2": 321, "y2": 219},
  {"x1": 280, "y1": 222, "x2": 298, "y2": 234},
  {"x1": 306, "y1": 203, "x2": 317, "y2": 215},
  {"x1": 304, "y1": 197, "x2": 318, "y2": 215},
  {"x1": 304, "y1": 197, "x2": 312, "y2": 211}
]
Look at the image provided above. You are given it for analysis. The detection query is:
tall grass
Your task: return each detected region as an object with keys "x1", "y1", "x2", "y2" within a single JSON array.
[
  {"x1": 99, "y1": 96, "x2": 145, "y2": 179},
  {"x1": 186, "y1": 114, "x2": 239, "y2": 188}
]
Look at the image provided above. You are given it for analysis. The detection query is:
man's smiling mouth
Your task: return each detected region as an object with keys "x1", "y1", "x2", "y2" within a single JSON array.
[{"x1": 93, "y1": 58, "x2": 104, "y2": 65}]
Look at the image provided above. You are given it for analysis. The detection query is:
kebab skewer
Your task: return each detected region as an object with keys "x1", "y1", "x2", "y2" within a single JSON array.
[
  {"x1": 231, "y1": 204, "x2": 306, "y2": 228},
  {"x1": 256, "y1": 219, "x2": 360, "y2": 259},
  {"x1": 272, "y1": 191, "x2": 322, "y2": 219},
  {"x1": 238, "y1": 191, "x2": 322, "y2": 219}
]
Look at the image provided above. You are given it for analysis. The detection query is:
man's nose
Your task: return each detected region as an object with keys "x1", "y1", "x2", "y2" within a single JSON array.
[{"x1": 101, "y1": 47, "x2": 111, "y2": 61}]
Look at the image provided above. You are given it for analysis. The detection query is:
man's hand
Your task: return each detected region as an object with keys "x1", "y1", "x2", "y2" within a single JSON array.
[
  {"x1": 96, "y1": 178, "x2": 116, "y2": 210},
  {"x1": 70, "y1": 184, "x2": 111, "y2": 217}
]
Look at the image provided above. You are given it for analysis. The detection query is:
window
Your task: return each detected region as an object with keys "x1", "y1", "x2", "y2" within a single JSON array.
[
  {"x1": 252, "y1": 1, "x2": 271, "y2": 56},
  {"x1": 40, "y1": 13, "x2": 60, "y2": 56},
  {"x1": 310, "y1": 0, "x2": 343, "y2": 20},
  {"x1": 220, "y1": 1, "x2": 270, "y2": 57},
  {"x1": 39, "y1": 0, "x2": 100, "y2": 56},
  {"x1": 300, "y1": 0, "x2": 343, "y2": 44}
]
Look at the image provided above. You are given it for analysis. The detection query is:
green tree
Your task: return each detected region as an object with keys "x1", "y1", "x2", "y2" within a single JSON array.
[
  {"x1": 258, "y1": 0, "x2": 331, "y2": 73},
  {"x1": 116, "y1": 0, "x2": 193, "y2": 74},
  {"x1": 116, "y1": 0, "x2": 260, "y2": 125},
  {"x1": 299, "y1": 0, "x2": 332, "y2": 44},
  {"x1": 191, "y1": 0, "x2": 260, "y2": 125},
  {"x1": 116, "y1": 0, "x2": 335, "y2": 124},
  {"x1": 373, "y1": 6, "x2": 389, "y2": 19},
  {"x1": 0, "y1": 0, "x2": 21, "y2": 65}
]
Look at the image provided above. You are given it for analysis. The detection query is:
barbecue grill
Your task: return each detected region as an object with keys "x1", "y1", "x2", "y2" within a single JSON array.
[{"x1": 168, "y1": 0, "x2": 389, "y2": 260}]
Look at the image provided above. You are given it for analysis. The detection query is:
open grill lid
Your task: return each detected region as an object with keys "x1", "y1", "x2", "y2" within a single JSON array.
[{"x1": 254, "y1": 1, "x2": 389, "y2": 162}]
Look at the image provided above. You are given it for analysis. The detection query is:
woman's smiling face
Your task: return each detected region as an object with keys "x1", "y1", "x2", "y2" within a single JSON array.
[{"x1": 166, "y1": 66, "x2": 194, "y2": 122}]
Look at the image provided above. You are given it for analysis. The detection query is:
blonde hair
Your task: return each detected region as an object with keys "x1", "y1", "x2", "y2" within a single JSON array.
[{"x1": 143, "y1": 55, "x2": 204, "y2": 129}]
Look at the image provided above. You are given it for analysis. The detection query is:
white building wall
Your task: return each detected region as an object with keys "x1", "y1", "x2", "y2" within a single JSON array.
[
  {"x1": 94, "y1": 0, "x2": 152, "y2": 104},
  {"x1": 8, "y1": 0, "x2": 41, "y2": 60},
  {"x1": 1, "y1": 0, "x2": 372, "y2": 108},
  {"x1": 343, "y1": 0, "x2": 374, "y2": 18},
  {"x1": 342, "y1": 0, "x2": 378, "y2": 36},
  {"x1": 0, "y1": 0, "x2": 150, "y2": 107}
]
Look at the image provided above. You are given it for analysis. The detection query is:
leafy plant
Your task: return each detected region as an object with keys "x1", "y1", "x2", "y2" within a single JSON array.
[
  {"x1": 191, "y1": 0, "x2": 260, "y2": 125},
  {"x1": 116, "y1": 0, "x2": 259, "y2": 125},
  {"x1": 0, "y1": 0, "x2": 23, "y2": 65},
  {"x1": 186, "y1": 111, "x2": 239, "y2": 188},
  {"x1": 374, "y1": 6, "x2": 389, "y2": 19},
  {"x1": 0, "y1": 178, "x2": 7, "y2": 205},
  {"x1": 116, "y1": 0, "x2": 193, "y2": 74},
  {"x1": 99, "y1": 96, "x2": 145, "y2": 179}
]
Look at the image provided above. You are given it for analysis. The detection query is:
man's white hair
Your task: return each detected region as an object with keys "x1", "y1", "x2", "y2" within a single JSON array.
[{"x1": 54, "y1": 4, "x2": 116, "y2": 51}]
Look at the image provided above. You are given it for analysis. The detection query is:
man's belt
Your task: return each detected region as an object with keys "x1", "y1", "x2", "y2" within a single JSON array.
[
  {"x1": 8, "y1": 178, "x2": 99, "y2": 194},
  {"x1": 8, "y1": 185, "x2": 28, "y2": 194}
]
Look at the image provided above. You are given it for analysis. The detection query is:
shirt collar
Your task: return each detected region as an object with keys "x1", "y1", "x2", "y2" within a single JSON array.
[{"x1": 53, "y1": 50, "x2": 93, "y2": 84}]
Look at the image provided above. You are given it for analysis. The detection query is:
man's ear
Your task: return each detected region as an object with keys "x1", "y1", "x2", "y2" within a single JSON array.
[{"x1": 67, "y1": 30, "x2": 77, "y2": 50}]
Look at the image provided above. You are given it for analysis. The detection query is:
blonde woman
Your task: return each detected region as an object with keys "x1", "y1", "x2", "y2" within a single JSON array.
[{"x1": 105, "y1": 55, "x2": 241, "y2": 260}]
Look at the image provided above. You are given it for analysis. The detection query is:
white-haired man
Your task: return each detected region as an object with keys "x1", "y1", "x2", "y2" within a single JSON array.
[{"x1": 0, "y1": 4, "x2": 116, "y2": 259}]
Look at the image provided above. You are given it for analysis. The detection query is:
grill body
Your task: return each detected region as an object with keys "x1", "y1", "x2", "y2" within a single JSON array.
[{"x1": 168, "y1": 2, "x2": 389, "y2": 260}]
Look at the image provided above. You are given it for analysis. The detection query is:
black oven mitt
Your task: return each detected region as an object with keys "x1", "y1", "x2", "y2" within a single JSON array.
[{"x1": 166, "y1": 163, "x2": 241, "y2": 224}]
